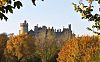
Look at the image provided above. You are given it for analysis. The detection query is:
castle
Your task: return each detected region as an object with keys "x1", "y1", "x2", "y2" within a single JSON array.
[{"x1": 19, "y1": 20, "x2": 75, "y2": 39}]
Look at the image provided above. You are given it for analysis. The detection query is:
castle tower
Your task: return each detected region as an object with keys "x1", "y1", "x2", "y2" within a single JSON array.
[
  {"x1": 19, "y1": 20, "x2": 28, "y2": 34},
  {"x1": 69, "y1": 24, "x2": 71, "y2": 30}
]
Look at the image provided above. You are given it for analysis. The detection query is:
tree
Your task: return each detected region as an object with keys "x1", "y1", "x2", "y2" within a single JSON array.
[
  {"x1": 57, "y1": 36, "x2": 99, "y2": 62},
  {"x1": 0, "y1": 33, "x2": 8, "y2": 62},
  {"x1": 0, "y1": 0, "x2": 43, "y2": 21},
  {"x1": 73, "y1": 0, "x2": 100, "y2": 35},
  {"x1": 4, "y1": 34, "x2": 35, "y2": 62},
  {"x1": 35, "y1": 30, "x2": 58, "y2": 62},
  {"x1": 72, "y1": 1, "x2": 100, "y2": 61}
]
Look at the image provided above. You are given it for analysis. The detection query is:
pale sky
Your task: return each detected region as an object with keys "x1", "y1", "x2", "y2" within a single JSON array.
[{"x1": 0, "y1": 0, "x2": 95, "y2": 35}]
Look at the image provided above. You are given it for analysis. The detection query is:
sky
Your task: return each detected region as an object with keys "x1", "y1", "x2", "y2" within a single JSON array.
[{"x1": 0, "y1": 0, "x2": 95, "y2": 35}]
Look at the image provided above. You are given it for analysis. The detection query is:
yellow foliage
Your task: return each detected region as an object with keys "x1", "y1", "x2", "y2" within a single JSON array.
[
  {"x1": 5, "y1": 34, "x2": 35, "y2": 60},
  {"x1": 88, "y1": 0, "x2": 93, "y2": 4},
  {"x1": 0, "y1": 0, "x2": 7, "y2": 7},
  {"x1": 80, "y1": 4, "x2": 84, "y2": 10},
  {"x1": 81, "y1": 11, "x2": 85, "y2": 16},
  {"x1": 57, "y1": 36, "x2": 99, "y2": 62}
]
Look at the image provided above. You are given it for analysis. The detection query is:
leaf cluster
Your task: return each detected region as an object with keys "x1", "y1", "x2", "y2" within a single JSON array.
[
  {"x1": 73, "y1": 0, "x2": 100, "y2": 35},
  {"x1": 0, "y1": 0, "x2": 22, "y2": 21},
  {"x1": 0, "y1": 0, "x2": 44, "y2": 21},
  {"x1": 5, "y1": 34, "x2": 35, "y2": 62},
  {"x1": 57, "y1": 36, "x2": 99, "y2": 62},
  {"x1": 32, "y1": 0, "x2": 44, "y2": 6}
]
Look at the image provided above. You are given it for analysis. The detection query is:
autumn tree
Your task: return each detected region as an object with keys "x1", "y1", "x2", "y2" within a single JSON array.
[
  {"x1": 46, "y1": 30, "x2": 58, "y2": 62},
  {"x1": 35, "y1": 30, "x2": 58, "y2": 62},
  {"x1": 72, "y1": 0, "x2": 100, "y2": 61},
  {"x1": 73, "y1": 0, "x2": 100, "y2": 35},
  {"x1": 56, "y1": 31, "x2": 73, "y2": 49},
  {"x1": 57, "y1": 36, "x2": 99, "y2": 62},
  {"x1": 0, "y1": 33, "x2": 8, "y2": 62},
  {"x1": 4, "y1": 34, "x2": 35, "y2": 62}
]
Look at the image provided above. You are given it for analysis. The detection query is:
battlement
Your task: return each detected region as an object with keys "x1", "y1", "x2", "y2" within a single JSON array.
[
  {"x1": 33, "y1": 24, "x2": 71, "y2": 33},
  {"x1": 19, "y1": 20, "x2": 75, "y2": 39}
]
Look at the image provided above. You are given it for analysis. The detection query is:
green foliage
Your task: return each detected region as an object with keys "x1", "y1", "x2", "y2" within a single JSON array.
[{"x1": 72, "y1": 0, "x2": 100, "y2": 35}]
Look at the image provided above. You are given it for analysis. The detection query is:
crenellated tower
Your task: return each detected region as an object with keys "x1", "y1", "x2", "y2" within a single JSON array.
[{"x1": 19, "y1": 20, "x2": 28, "y2": 34}]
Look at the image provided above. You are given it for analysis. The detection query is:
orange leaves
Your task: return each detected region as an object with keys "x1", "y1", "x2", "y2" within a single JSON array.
[
  {"x1": 5, "y1": 34, "x2": 35, "y2": 61},
  {"x1": 57, "y1": 36, "x2": 99, "y2": 62}
]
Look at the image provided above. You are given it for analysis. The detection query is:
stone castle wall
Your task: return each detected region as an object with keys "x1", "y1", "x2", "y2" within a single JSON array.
[{"x1": 19, "y1": 21, "x2": 75, "y2": 39}]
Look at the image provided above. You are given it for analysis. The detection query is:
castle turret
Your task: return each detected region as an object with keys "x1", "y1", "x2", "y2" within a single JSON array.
[
  {"x1": 19, "y1": 20, "x2": 28, "y2": 34},
  {"x1": 69, "y1": 24, "x2": 71, "y2": 30}
]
